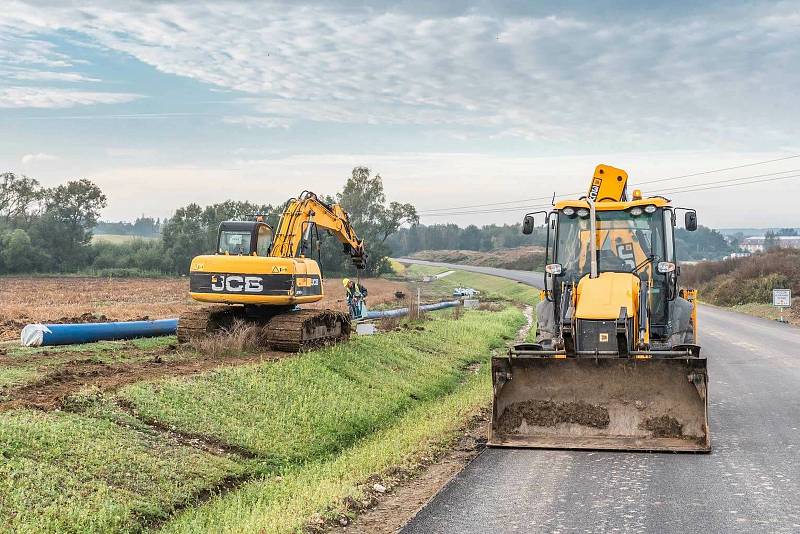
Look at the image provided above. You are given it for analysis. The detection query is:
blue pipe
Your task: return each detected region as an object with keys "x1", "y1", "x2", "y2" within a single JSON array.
[
  {"x1": 362, "y1": 300, "x2": 461, "y2": 320},
  {"x1": 21, "y1": 319, "x2": 178, "y2": 347}
]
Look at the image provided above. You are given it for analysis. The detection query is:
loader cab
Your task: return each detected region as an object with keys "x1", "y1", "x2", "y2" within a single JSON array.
[
  {"x1": 553, "y1": 203, "x2": 671, "y2": 326},
  {"x1": 217, "y1": 221, "x2": 273, "y2": 256},
  {"x1": 533, "y1": 198, "x2": 690, "y2": 341}
]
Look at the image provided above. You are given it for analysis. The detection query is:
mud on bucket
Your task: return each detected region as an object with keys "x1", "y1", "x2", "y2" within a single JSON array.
[{"x1": 488, "y1": 357, "x2": 710, "y2": 452}]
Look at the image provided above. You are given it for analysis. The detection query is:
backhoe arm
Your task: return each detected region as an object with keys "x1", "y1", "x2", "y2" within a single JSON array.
[{"x1": 271, "y1": 191, "x2": 367, "y2": 269}]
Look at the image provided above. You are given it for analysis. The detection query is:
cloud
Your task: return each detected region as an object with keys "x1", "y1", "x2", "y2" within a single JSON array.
[
  {"x1": 21, "y1": 152, "x2": 58, "y2": 164},
  {"x1": 4, "y1": 70, "x2": 101, "y2": 82},
  {"x1": 0, "y1": 1, "x2": 798, "y2": 147},
  {"x1": 222, "y1": 115, "x2": 291, "y2": 129},
  {"x1": 0, "y1": 86, "x2": 142, "y2": 108}
]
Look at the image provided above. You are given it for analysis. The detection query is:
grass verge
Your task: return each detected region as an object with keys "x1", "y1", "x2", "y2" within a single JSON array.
[
  {"x1": 120, "y1": 308, "x2": 522, "y2": 463},
  {"x1": 0, "y1": 407, "x2": 242, "y2": 533},
  {"x1": 724, "y1": 302, "x2": 798, "y2": 325},
  {"x1": 403, "y1": 264, "x2": 539, "y2": 306},
  {"x1": 161, "y1": 335, "x2": 499, "y2": 533}
]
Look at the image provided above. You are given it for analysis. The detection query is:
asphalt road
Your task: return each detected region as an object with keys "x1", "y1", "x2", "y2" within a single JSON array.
[{"x1": 400, "y1": 259, "x2": 800, "y2": 533}]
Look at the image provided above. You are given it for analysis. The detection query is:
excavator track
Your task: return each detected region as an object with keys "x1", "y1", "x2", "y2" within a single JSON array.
[
  {"x1": 264, "y1": 309, "x2": 351, "y2": 352},
  {"x1": 176, "y1": 305, "x2": 246, "y2": 344},
  {"x1": 177, "y1": 306, "x2": 350, "y2": 352}
]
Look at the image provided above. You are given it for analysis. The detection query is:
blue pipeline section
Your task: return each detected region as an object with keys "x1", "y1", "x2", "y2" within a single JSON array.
[
  {"x1": 362, "y1": 300, "x2": 461, "y2": 320},
  {"x1": 21, "y1": 319, "x2": 178, "y2": 347}
]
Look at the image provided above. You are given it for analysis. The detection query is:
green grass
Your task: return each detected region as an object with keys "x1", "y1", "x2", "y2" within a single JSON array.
[
  {"x1": 1, "y1": 308, "x2": 523, "y2": 532},
  {"x1": 404, "y1": 264, "x2": 539, "y2": 306},
  {"x1": 120, "y1": 309, "x2": 522, "y2": 463},
  {"x1": 727, "y1": 302, "x2": 795, "y2": 324},
  {"x1": 162, "y1": 355, "x2": 495, "y2": 533},
  {"x1": 0, "y1": 407, "x2": 242, "y2": 533},
  {"x1": 0, "y1": 366, "x2": 41, "y2": 390},
  {"x1": 1, "y1": 337, "x2": 176, "y2": 390},
  {"x1": 7, "y1": 335, "x2": 173, "y2": 359}
]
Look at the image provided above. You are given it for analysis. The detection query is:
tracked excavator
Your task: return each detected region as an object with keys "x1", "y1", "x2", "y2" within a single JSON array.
[
  {"x1": 490, "y1": 165, "x2": 710, "y2": 452},
  {"x1": 177, "y1": 191, "x2": 366, "y2": 352}
]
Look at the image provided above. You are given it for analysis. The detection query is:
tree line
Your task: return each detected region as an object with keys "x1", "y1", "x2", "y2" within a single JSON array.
[
  {"x1": 0, "y1": 168, "x2": 416, "y2": 277},
  {"x1": 95, "y1": 217, "x2": 161, "y2": 237},
  {"x1": 387, "y1": 221, "x2": 734, "y2": 261},
  {"x1": 0, "y1": 167, "x2": 740, "y2": 277},
  {"x1": 386, "y1": 223, "x2": 546, "y2": 256}
]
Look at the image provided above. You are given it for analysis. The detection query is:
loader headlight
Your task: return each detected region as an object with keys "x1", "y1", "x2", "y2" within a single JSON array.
[
  {"x1": 576, "y1": 208, "x2": 589, "y2": 218},
  {"x1": 629, "y1": 206, "x2": 643, "y2": 216},
  {"x1": 562, "y1": 207, "x2": 576, "y2": 217},
  {"x1": 644, "y1": 204, "x2": 657, "y2": 214},
  {"x1": 657, "y1": 261, "x2": 676, "y2": 274}
]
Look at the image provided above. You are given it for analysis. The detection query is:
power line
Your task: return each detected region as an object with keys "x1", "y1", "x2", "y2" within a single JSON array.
[
  {"x1": 644, "y1": 168, "x2": 800, "y2": 195},
  {"x1": 419, "y1": 203, "x2": 553, "y2": 217},
  {"x1": 419, "y1": 169, "x2": 800, "y2": 218},
  {"x1": 637, "y1": 154, "x2": 800, "y2": 186},
  {"x1": 416, "y1": 154, "x2": 800, "y2": 215},
  {"x1": 655, "y1": 172, "x2": 800, "y2": 196}
]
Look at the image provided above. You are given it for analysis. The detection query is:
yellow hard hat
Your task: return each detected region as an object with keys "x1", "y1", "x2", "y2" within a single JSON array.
[{"x1": 342, "y1": 278, "x2": 351, "y2": 287}]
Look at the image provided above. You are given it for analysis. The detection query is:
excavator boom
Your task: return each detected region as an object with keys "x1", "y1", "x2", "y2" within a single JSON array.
[{"x1": 271, "y1": 191, "x2": 366, "y2": 268}]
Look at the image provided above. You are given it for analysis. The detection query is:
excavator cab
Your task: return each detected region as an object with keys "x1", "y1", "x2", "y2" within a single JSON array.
[
  {"x1": 217, "y1": 221, "x2": 273, "y2": 256},
  {"x1": 489, "y1": 165, "x2": 709, "y2": 452}
]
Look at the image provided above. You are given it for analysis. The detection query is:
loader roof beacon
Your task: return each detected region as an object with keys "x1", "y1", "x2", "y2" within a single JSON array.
[
  {"x1": 178, "y1": 191, "x2": 367, "y2": 352},
  {"x1": 490, "y1": 164, "x2": 709, "y2": 452}
]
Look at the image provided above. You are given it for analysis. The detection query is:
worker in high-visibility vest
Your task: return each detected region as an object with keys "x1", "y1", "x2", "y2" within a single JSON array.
[{"x1": 343, "y1": 278, "x2": 368, "y2": 319}]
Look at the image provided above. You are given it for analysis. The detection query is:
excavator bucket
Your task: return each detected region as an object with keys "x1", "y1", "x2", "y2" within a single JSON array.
[{"x1": 489, "y1": 356, "x2": 709, "y2": 452}]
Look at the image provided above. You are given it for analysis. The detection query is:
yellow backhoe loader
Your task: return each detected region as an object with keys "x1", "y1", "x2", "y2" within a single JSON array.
[
  {"x1": 489, "y1": 165, "x2": 709, "y2": 452},
  {"x1": 177, "y1": 191, "x2": 366, "y2": 352}
]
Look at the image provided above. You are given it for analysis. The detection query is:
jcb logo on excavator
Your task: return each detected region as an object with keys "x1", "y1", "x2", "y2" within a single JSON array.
[
  {"x1": 588, "y1": 177, "x2": 602, "y2": 200},
  {"x1": 210, "y1": 275, "x2": 263, "y2": 293}
]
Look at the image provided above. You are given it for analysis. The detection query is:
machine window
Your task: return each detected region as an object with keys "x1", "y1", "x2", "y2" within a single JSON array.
[
  {"x1": 256, "y1": 225, "x2": 273, "y2": 256},
  {"x1": 219, "y1": 231, "x2": 252, "y2": 255},
  {"x1": 556, "y1": 209, "x2": 666, "y2": 280},
  {"x1": 556, "y1": 208, "x2": 667, "y2": 323}
]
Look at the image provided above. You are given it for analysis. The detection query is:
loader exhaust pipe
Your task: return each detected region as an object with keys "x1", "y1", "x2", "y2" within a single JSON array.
[{"x1": 588, "y1": 197, "x2": 598, "y2": 278}]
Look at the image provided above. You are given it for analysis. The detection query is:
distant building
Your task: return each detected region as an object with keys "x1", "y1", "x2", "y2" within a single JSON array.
[
  {"x1": 741, "y1": 235, "x2": 800, "y2": 253},
  {"x1": 724, "y1": 252, "x2": 752, "y2": 260}
]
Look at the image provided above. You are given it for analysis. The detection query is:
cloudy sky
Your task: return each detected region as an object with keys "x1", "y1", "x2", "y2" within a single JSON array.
[{"x1": 1, "y1": 0, "x2": 799, "y2": 227}]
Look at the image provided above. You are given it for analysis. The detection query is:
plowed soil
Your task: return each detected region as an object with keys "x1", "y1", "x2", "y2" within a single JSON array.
[{"x1": 0, "y1": 276, "x2": 409, "y2": 340}]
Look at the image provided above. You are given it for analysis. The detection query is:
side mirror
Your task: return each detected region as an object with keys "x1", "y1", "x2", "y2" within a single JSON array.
[
  {"x1": 545, "y1": 263, "x2": 563, "y2": 275},
  {"x1": 522, "y1": 215, "x2": 535, "y2": 235},
  {"x1": 657, "y1": 261, "x2": 676, "y2": 274},
  {"x1": 685, "y1": 211, "x2": 697, "y2": 231}
]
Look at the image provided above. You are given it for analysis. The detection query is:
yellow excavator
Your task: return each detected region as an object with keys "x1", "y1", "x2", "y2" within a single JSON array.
[
  {"x1": 490, "y1": 165, "x2": 710, "y2": 452},
  {"x1": 177, "y1": 191, "x2": 367, "y2": 351}
]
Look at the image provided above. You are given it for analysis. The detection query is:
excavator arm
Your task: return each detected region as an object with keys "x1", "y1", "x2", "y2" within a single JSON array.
[{"x1": 271, "y1": 191, "x2": 367, "y2": 269}]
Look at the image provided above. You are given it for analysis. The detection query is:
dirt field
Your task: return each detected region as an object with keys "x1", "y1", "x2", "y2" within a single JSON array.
[{"x1": 0, "y1": 276, "x2": 409, "y2": 341}]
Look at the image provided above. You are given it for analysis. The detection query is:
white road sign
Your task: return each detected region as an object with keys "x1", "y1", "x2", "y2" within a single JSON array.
[{"x1": 773, "y1": 289, "x2": 792, "y2": 307}]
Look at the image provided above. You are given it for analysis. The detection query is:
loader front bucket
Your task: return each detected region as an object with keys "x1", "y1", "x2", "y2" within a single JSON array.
[{"x1": 489, "y1": 356, "x2": 710, "y2": 452}]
